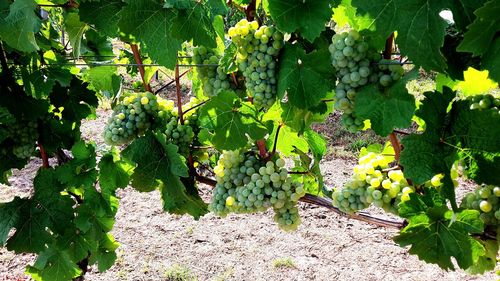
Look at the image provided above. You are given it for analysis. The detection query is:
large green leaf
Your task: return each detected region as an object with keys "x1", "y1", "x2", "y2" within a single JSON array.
[
  {"x1": 457, "y1": 0, "x2": 500, "y2": 56},
  {"x1": 26, "y1": 247, "x2": 82, "y2": 281},
  {"x1": 79, "y1": 0, "x2": 124, "y2": 37},
  {"x1": 354, "y1": 71, "x2": 417, "y2": 136},
  {"x1": 118, "y1": 0, "x2": 181, "y2": 69},
  {"x1": 395, "y1": 190, "x2": 485, "y2": 271},
  {"x1": 169, "y1": 3, "x2": 217, "y2": 48},
  {"x1": 481, "y1": 37, "x2": 500, "y2": 83},
  {"x1": 351, "y1": 0, "x2": 468, "y2": 72},
  {"x1": 277, "y1": 44, "x2": 335, "y2": 109},
  {"x1": 0, "y1": 0, "x2": 40, "y2": 52},
  {"x1": 198, "y1": 91, "x2": 268, "y2": 150},
  {"x1": 122, "y1": 133, "x2": 208, "y2": 218},
  {"x1": 268, "y1": 0, "x2": 333, "y2": 42},
  {"x1": 400, "y1": 88, "x2": 457, "y2": 184},
  {"x1": 64, "y1": 12, "x2": 88, "y2": 58}
]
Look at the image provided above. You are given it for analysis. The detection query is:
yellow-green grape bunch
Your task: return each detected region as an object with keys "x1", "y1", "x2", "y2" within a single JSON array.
[
  {"x1": 462, "y1": 185, "x2": 500, "y2": 226},
  {"x1": 467, "y1": 94, "x2": 500, "y2": 113},
  {"x1": 164, "y1": 116, "x2": 195, "y2": 155},
  {"x1": 192, "y1": 46, "x2": 234, "y2": 97},
  {"x1": 104, "y1": 92, "x2": 170, "y2": 145},
  {"x1": 209, "y1": 150, "x2": 305, "y2": 230},
  {"x1": 228, "y1": 19, "x2": 284, "y2": 108},
  {"x1": 329, "y1": 30, "x2": 404, "y2": 133},
  {"x1": 2, "y1": 120, "x2": 38, "y2": 159},
  {"x1": 332, "y1": 151, "x2": 413, "y2": 214}
]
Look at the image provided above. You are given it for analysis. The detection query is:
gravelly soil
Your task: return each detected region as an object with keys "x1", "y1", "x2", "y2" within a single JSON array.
[{"x1": 1, "y1": 108, "x2": 498, "y2": 281}]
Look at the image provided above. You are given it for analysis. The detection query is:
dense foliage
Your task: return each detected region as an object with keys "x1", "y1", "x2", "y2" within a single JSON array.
[{"x1": 0, "y1": 0, "x2": 499, "y2": 279}]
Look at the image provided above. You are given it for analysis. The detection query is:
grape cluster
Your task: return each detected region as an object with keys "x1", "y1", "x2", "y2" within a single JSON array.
[
  {"x1": 1, "y1": 120, "x2": 38, "y2": 159},
  {"x1": 332, "y1": 151, "x2": 412, "y2": 214},
  {"x1": 462, "y1": 185, "x2": 500, "y2": 226},
  {"x1": 209, "y1": 150, "x2": 305, "y2": 231},
  {"x1": 332, "y1": 150, "x2": 460, "y2": 215},
  {"x1": 228, "y1": 19, "x2": 284, "y2": 108},
  {"x1": 163, "y1": 116, "x2": 195, "y2": 155},
  {"x1": 329, "y1": 31, "x2": 404, "y2": 132},
  {"x1": 103, "y1": 92, "x2": 174, "y2": 145},
  {"x1": 468, "y1": 94, "x2": 500, "y2": 113},
  {"x1": 192, "y1": 46, "x2": 235, "y2": 97}
]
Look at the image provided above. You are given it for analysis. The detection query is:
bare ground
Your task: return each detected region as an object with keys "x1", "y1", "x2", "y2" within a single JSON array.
[{"x1": 1, "y1": 107, "x2": 499, "y2": 281}]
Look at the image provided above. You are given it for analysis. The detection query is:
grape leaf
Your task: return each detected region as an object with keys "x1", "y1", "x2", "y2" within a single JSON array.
[
  {"x1": 268, "y1": 0, "x2": 333, "y2": 42},
  {"x1": 7, "y1": 169, "x2": 75, "y2": 253},
  {"x1": 277, "y1": 44, "x2": 335, "y2": 109},
  {"x1": 457, "y1": 0, "x2": 500, "y2": 56},
  {"x1": 99, "y1": 149, "x2": 133, "y2": 202},
  {"x1": 26, "y1": 247, "x2": 82, "y2": 281},
  {"x1": 64, "y1": 12, "x2": 88, "y2": 59},
  {"x1": 83, "y1": 66, "x2": 122, "y2": 99},
  {"x1": 122, "y1": 133, "x2": 208, "y2": 218},
  {"x1": 354, "y1": 71, "x2": 417, "y2": 137},
  {"x1": 55, "y1": 141, "x2": 97, "y2": 189},
  {"x1": 451, "y1": 100, "x2": 500, "y2": 153},
  {"x1": 395, "y1": 190, "x2": 485, "y2": 270},
  {"x1": 198, "y1": 91, "x2": 268, "y2": 150},
  {"x1": 79, "y1": 0, "x2": 124, "y2": 37},
  {"x1": 352, "y1": 0, "x2": 452, "y2": 72},
  {"x1": 169, "y1": 3, "x2": 217, "y2": 49},
  {"x1": 119, "y1": 0, "x2": 181, "y2": 69},
  {"x1": 446, "y1": 0, "x2": 488, "y2": 32},
  {"x1": 267, "y1": 125, "x2": 309, "y2": 156},
  {"x1": 0, "y1": 197, "x2": 25, "y2": 245},
  {"x1": 481, "y1": 37, "x2": 500, "y2": 83},
  {"x1": 0, "y1": 0, "x2": 40, "y2": 52},
  {"x1": 466, "y1": 239, "x2": 499, "y2": 274},
  {"x1": 460, "y1": 151, "x2": 500, "y2": 186},
  {"x1": 400, "y1": 88, "x2": 456, "y2": 185}
]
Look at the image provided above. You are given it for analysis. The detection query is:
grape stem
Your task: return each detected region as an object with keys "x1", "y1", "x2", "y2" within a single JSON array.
[
  {"x1": 0, "y1": 42, "x2": 11, "y2": 76},
  {"x1": 288, "y1": 171, "x2": 309, "y2": 175},
  {"x1": 245, "y1": 0, "x2": 257, "y2": 21},
  {"x1": 256, "y1": 139, "x2": 269, "y2": 159},
  {"x1": 130, "y1": 44, "x2": 153, "y2": 93},
  {"x1": 38, "y1": 143, "x2": 50, "y2": 169},
  {"x1": 392, "y1": 129, "x2": 410, "y2": 136},
  {"x1": 155, "y1": 68, "x2": 192, "y2": 94},
  {"x1": 197, "y1": 175, "x2": 406, "y2": 229},
  {"x1": 183, "y1": 99, "x2": 209, "y2": 116},
  {"x1": 175, "y1": 62, "x2": 184, "y2": 125},
  {"x1": 230, "y1": 72, "x2": 239, "y2": 87},
  {"x1": 269, "y1": 124, "x2": 283, "y2": 158},
  {"x1": 300, "y1": 194, "x2": 406, "y2": 229},
  {"x1": 389, "y1": 132, "x2": 401, "y2": 162}
]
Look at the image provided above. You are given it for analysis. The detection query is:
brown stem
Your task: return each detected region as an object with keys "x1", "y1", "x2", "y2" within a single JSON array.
[
  {"x1": 130, "y1": 44, "x2": 152, "y2": 93},
  {"x1": 155, "y1": 68, "x2": 191, "y2": 94},
  {"x1": 270, "y1": 124, "x2": 282, "y2": 157},
  {"x1": 197, "y1": 176, "x2": 405, "y2": 228},
  {"x1": 196, "y1": 174, "x2": 217, "y2": 186},
  {"x1": 56, "y1": 149, "x2": 72, "y2": 165},
  {"x1": 389, "y1": 132, "x2": 401, "y2": 162},
  {"x1": 245, "y1": 0, "x2": 257, "y2": 21},
  {"x1": 383, "y1": 33, "x2": 394, "y2": 60},
  {"x1": 392, "y1": 129, "x2": 410, "y2": 136},
  {"x1": 175, "y1": 62, "x2": 184, "y2": 124},
  {"x1": 183, "y1": 99, "x2": 208, "y2": 116},
  {"x1": 256, "y1": 139, "x2": 268, "y2": 159},
  {"x1": 299, "y1": 194, "x2": 405, "y2": 229},
  {"x1": 230, "y1": 72, "x2": 239, "y2": 87},
  {"x1": 288, "y1": 171, "x2": 309, "y2": 175},
  {"x1": 38, "y1": 143, "x2": 50, "y2": 168}
]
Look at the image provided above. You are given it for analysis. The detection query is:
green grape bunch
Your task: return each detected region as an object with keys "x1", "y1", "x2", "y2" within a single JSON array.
[
  {"x1": 467, "y1": 94, "x2": 500, "y2": 113},
  {"x1": 1, "y1": 120, "x2": 38, "y2": 159},
  {"x1": 332, "y1": 147, "x2": 459, "y2": 215},
  {"x1": 329, "y1": 30, "x2": 404, "y2": 133},
  {"x1": 163, "y1": 117, "x2": 195, "y2": 156},
  {"x1": 209, "y1": 150, "x2": 305, "y2": 231},
  {"x1": 192, "y1": 46, "x2": 236, "y2": 97},
  {"x1": 228, "y1": 19, "x2": 284, "y2": 108},
  {"x1": 462, "y1": 185, "x2": 500, "y2": 227},
  {"x1": 103, "y1": 92, "x2": 174, "y2": 145}
]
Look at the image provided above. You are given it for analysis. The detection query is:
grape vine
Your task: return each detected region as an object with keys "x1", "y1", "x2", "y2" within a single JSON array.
[{"x1": 0, "y1": 0, "x2": 499, "y2": 280}]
